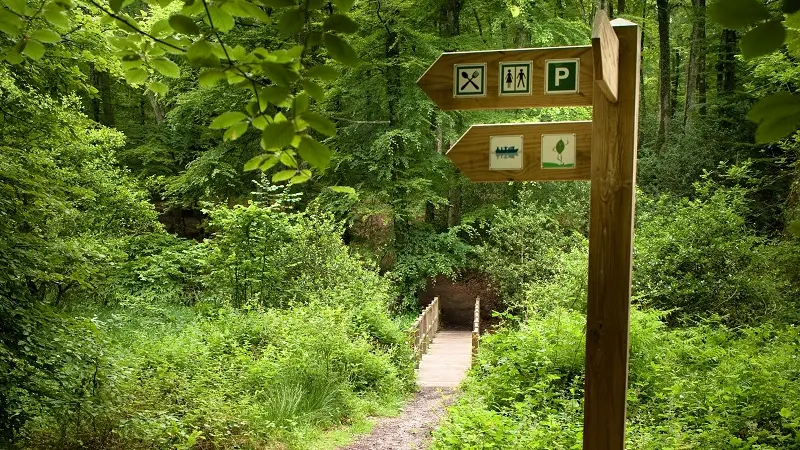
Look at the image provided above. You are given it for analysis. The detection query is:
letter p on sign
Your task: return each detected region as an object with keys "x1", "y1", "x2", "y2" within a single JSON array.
[{"x1": 546, "y1": 59, "x2": 579, "y2": 94}]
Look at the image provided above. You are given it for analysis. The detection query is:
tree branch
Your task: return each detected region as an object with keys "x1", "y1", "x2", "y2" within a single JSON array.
[{"x1": 85, "y1": 0, "x2": 186, "y2": 52}]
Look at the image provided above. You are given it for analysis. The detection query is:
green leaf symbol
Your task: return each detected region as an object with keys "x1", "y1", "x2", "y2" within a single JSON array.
[{"x1": 556, "y1": 139, "x2": 565, "y2": 154}]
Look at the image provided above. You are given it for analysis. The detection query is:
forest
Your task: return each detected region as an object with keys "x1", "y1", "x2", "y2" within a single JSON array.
[{"x1": 0, "y1": 0, "x2": 799, "y2": 446}]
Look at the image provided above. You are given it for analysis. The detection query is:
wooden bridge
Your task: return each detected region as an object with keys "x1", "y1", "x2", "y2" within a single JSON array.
[{"x1": 409, "y1": 296, "x2": 480, "y2": 388}]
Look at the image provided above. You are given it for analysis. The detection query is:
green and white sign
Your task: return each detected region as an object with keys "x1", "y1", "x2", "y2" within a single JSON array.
[
  {"x1": 545, "y1": 59, "x2": 579, "y2": 94},
  {"x1": 499, "y1": 61, "x2": 531, "y2": 96},
  {"x1": 541, "y1": 133, "x2": 576, "y2": 168},
  {"x1": 489, "y1": 135, "x2": 523, "y2": 170},
  {"x1": 454, "y1": 63, "x2": 486, "y2": 97}
]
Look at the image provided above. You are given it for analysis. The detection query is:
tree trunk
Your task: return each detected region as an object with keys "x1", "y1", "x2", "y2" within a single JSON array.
[
  {"x1": 717, "y1": 29, "x2": 737, "y2": 95},
  {"x1": 683, "y1": 0, "x2": 706, "y2": 127},
  {"x1": 671, "y1": 48, "x2": 680, "y2": 119},
  {"x1": 438, "y1": 0, "x2": 461, "y2": 37},
  {"x1": 639, "y1": 0, "x2": 646, "y2": 147},
  {"x1": 98, "y1": 70, "x2": 115, "y2": 127},
  {"x1": 148, "y1": 91, "x2": 166, "y2": 123},
  {"x1": 656, "y1": 0, "x2": 671, "y2": 149},
  {"x1": 618, "y1": 0, "x2": 625, "y2": 14},
  {"x1": 698, "y1": 9, "x2": 707, "y2": 116},
  {"x1": 88, "y1": 63, "x2": 100, "y2": 123}
]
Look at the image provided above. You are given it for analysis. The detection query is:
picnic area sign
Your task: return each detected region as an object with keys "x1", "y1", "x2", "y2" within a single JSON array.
[{"x1": 418, "y1": 11, "x2": 641, "y2": 450}]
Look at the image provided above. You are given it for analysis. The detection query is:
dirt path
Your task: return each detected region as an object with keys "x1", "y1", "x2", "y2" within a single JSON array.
[{"x1": 340, "y1": 387, "x2": 457, "y2": 450}]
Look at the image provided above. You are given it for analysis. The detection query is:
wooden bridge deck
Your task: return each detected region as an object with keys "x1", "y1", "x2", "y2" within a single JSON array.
[{"x1": 417, "y1": 330, "x2": 473, "y2": 388}]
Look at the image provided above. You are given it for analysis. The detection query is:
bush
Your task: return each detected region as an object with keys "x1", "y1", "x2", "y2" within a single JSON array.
[
  {"x1": 477, "y1": 181, "x2": 589, "y2": 310},
  {"x1": 634, "y1": 176, "x2": 795, "y2": 326},
  {"x1": 387, "y1": 223, "x2": 477, "y2": 311},
  {"x1": 433, "y1": 307, "x2": 800, "y2": 450},
  {"x1": 14, "y1": 202, "x2": 416, "y2": 448},
  {"x1": 21, "y1": 302, "x2": 414, "y2": 449}
]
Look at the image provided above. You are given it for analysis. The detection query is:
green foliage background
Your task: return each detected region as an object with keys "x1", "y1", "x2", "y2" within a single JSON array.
[{"x1": 1, "y1": 0, "x2": 800, "y2": 446}]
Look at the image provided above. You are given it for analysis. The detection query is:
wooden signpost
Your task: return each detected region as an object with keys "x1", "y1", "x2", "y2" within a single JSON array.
[{"x1": 417, "y1": 11, "x2": 641, "y2": 450}]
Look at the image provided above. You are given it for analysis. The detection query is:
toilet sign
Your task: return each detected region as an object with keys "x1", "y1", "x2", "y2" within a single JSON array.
[
  {"x1": 499, "y1": 61, "x2": 531, "y2": 96},
  {"x1": 546, "y1": 59, "x2": 579, "y2": 94}
]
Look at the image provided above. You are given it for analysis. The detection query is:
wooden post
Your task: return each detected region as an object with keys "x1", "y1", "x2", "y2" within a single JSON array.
[
  {"x1": 471, "y1": 296, "x2": 480, "y2": 362},
  {"x1": 583, "y1": 16, "x2": 640, "y2": 450}
]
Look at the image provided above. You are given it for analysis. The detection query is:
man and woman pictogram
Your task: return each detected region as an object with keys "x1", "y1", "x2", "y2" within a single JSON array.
[{"x1": 505, "y1": 68, "x2": 526, "y2": 90}]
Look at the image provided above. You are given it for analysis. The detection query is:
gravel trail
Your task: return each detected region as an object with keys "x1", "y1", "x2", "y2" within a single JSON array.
[{"x1": 340, "y1": 387, "x2": 457, "y2": 450}]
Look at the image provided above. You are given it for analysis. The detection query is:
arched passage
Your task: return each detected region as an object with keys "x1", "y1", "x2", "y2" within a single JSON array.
[{"x1": 419, "y1": 271, "x2": 499, "y2": 332}]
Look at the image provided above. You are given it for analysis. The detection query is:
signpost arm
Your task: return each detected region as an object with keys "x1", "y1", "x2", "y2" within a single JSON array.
[
  {"x1": 591, "y1": 10, "x2": 619, "y2": 103},
  {"x1": 583, "y1": 15, "x2": 641, "y2": 450}
]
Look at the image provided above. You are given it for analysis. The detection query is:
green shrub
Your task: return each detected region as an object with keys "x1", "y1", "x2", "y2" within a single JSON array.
[
  {"x1": 387, "y1": 223, "x2": 477, "y2": 311},
  {"x1": 477, "y1": 182, "x2": 589, "y2": 310},
  {"x1": 634, "y1": 177, "x2": 794, "y2": 326},
  {"x1": 434, "y1": 307, "x2": 800, "y2": 450},
  {"x1": 22, "y1": 303, "x2": 413, "y2": 449}
]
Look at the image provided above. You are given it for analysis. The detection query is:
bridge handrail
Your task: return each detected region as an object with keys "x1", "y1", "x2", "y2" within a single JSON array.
[
  {"x1": 409, "y1": 296, "x2": 440, "y2": 366},
  {"x1": 471, "y1": 296, "x2": 480, "y2": 363}
]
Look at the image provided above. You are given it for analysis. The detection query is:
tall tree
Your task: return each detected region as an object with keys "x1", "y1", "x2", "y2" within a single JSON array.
[
  {"x1": 656, "y1": 0, "x2": 671, "y2": 149},
  {"x1": 684, "y1": 0, "x2": 706, "y2": 127},
  {"x1": 717, "y1": 29, "x2": 738, "y2": 95}
]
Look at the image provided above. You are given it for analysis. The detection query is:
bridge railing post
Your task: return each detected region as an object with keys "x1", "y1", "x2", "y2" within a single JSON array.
[
  {"x1": 408, "y1": 296, "x2": 443, "y2": 368},
  {"x1": 472, "y1": 296, "x2": 480, "y2": 363}
]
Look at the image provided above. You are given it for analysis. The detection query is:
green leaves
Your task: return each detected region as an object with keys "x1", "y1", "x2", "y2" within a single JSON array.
[
  {"x1": 783, "y1": 0, "x2": 800, "y2": 13},
  {"x1": 272, "y1": 169, "x2": 296, "y2": 182},
  {"x1": 125, "y1": 67, "x2": 149, "y2": 84},
  {"x1": 148, "y1": 81, "x2": 169, "y2": 96},
  {"x1": 261, "y1": 121, "x2": 295, "y2": 150},
  {"x1": 262, "y1": 61, "x2": 298, "y2": 86},
  {"x1": 224, "y1": 122, "x2": 248, "y2": 141},
  {"x1": 709, "y1": 0, "x2": 770, "y2": 29},
  {"x1": 747, "y1": 92, "x2": 800, "y2": 142},
  {"x1": 329, "y1": 185, "x2": 356, "y2": 195},
  {"x1": 0, "y1": 10, "x2": 23, "y2": 35},
  {"x1": 306, "y1": 65, "x2": 339, "y2": 81},
  {"x1": 21, "y1": 40, "x2": 44, "y2": 60},
  {"x1": 260, "y1": 85, "x2": 290, "y2": 105},
  {"x1": 789, "y1": 219, "x2": 800, "y2": 238},
  {"x1": 278, "y1": 8, "x2": 304, "y2": 37},
  {"x1": 4, "y1": 0, "x2": 27, "y2": 15},
  {"x1": 323, "y1": 14, "x2": 358, "y2": 33},
  {"x1": 169, "y1": 14, "x2": 200, "y2": 35},
  {"x1": 151, "y1": 57, "x2": 181, "y2": 77},
  {"x1": 300, "y1": 112, "x2": 336, "y2": 136},
  {"x1": 207, "y1": 7, "x2": 235, "y2": 32},
  {"x1": 44, "y1": 4, "x2": 70, "y2": 29},
  {"x1": 332, "y1": 0, "x2": 355, "y2": 11},
  {"x1": 302, "y1": 79, "x2": 325, "y2": 100},
  {"x1": 741, "y1": 20, "x2": 786, "y2": 59},
  {"x1": 30, "y1": 29, "x2": 61, "y2": 43},
  {"x1": 199, "y1": 69, "x2": 226, "y2": 87},
  {"x1": 297, "y1": 135, "x2": 331, "y2": 169},
  {"x1": 210, "y1": 111, "x2": 247, "y2": 129},
  {"x1": 323, "y1": 33, "x2": 358, "y2": 67},
  {"x1": 187, "y1": 39, "x2": 219, "y2": 66},
  {"x1": 259, "y1": 0, "x2": 295, "y2": 7}
]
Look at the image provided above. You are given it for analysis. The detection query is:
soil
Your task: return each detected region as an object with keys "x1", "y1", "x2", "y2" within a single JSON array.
[
  {"x1": 419, "y1": 270, "x2": 501, "y2": 332},
  {"x1": 340, "y1": 387, "x2": 457, "y2": 450}
]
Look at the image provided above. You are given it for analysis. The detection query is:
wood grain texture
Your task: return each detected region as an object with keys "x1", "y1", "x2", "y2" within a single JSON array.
[
  {"x1": 592, "y1": 10, "x2": 619, "y2": 102},
  {"x1": 417, "y1": 46, "x2": 594, "y2": 110},
  {"x1": 583, "y1": 17, "x2": 641, "y2": 450},
  {"x1": 446, "y1": 121, "x2": 592, "y2": 182}
]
